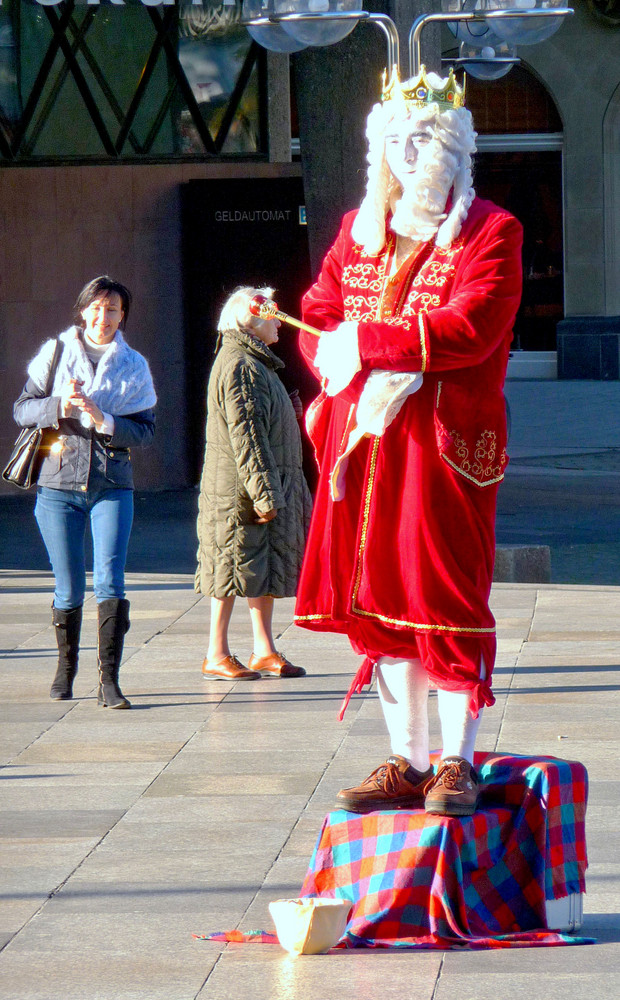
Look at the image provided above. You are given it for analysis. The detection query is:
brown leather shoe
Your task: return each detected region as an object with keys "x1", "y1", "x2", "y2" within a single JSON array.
[
  {"x1": 247, "y1": 651, "x2": 306, "y2": 678},
  {"x1": 335, "y1": 755, "x2": 434, "y2": 813},
  {"x1": 423, "y1": 756, "x2": 479, "y2": 816},
  {"x1": 201, "y1": 654, "x2": 259, "y2": 680}
]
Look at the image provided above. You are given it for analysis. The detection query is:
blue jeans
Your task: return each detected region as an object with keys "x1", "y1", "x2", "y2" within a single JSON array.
[{"x1": 35, "y1": 487, "x2": 134, "y2": 609}]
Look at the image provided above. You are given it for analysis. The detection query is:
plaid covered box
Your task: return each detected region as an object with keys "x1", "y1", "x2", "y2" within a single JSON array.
[{"x1": 301, "y1": 752, "x2": 590, "y2": 949}]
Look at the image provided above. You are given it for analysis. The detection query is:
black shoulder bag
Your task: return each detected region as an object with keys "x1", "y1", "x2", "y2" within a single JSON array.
[{"x1": 2, "y1": 338, "x2": 64, "y2": 490}]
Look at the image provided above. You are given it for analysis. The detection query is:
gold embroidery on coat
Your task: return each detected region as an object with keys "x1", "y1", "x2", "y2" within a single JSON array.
[
  {"x1": 441, "y1": 455, "x2": 505, "y2": 488},
  {"x1": 377, "y1": 238, "x2": 441, "y2": 320},
  {"x1": 402, "y1": 290, "x2": 442, "y2": 316},
  {"x1": 399, "y1": 241, "x2": 463, "y2": 314},
  {"x1": 447, "y1": 430, "x2": 507, "y2": 484},
  {"x1": 342, "y1": 263, "x2": 384, "y2": 292},
  {"x1": 436, "y1": 237, "x2": 464, "y2": 257},
  {"x1": 369, "y1": 236, "x2": 464, "y2": 321},
  {"x1": 413, "y1": 258, "x2": 457, "y2": 287},
  {"x1": 344, "y1": 294, "x2": 381, "y2": 321}
]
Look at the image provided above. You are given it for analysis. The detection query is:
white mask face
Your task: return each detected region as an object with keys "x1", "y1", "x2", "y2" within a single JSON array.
[{"x1": 384, "y1": 119, "x2": 435, "y2": 192}]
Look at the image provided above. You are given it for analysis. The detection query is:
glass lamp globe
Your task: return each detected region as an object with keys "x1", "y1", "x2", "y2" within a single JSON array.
[
  {"x1": 485, "y1": 0, "x2": 566, "y2": 45},
  {"x1": 457, "y1": 38, "x2": 518, "y2": 79},
  {"x1": 242, "y1": 0, "x2": 308, "y2": 52},
  {"x1": 441, "y1": 0, "x2": 496, "y2": 48},
  {"x1": 275, "y1": 0, "x2": 362, "y2": 48}
]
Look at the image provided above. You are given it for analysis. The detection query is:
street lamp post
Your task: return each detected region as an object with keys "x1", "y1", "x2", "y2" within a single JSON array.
[
  {"x1": 241, "y1": 2, "x2": 574, "y2": 270},
  {"x1": 409, "y1": 8, "x2": 574, "y2": 77},
  {"x1": 242, "y1": 3, "x2": 574, "y2": 78},
  {"x1": 242, "y1": 9, "x2": 400, "y2": 75}
]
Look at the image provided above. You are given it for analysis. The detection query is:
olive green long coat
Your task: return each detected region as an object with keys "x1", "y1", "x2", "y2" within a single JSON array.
[{"x1": 195, "y1": 328, "x2": 312, "y2": 598}]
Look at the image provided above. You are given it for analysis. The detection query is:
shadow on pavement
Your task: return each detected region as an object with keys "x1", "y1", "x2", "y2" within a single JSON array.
[
  {"x1": 2, "y1": 478, "x2": 620, "y2": 585},
  {"x1": 0, "y1": 489, "x2": 199, "y2": 574}
]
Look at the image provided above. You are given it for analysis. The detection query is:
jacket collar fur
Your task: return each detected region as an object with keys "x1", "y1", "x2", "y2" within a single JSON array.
[{"x1": 28, "y1": 326, "x2": 157, "y2": 425}]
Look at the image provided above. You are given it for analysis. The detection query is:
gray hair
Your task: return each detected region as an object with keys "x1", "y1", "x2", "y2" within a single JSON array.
[{"x1": 217, "y1": 285, "x2": 276, "y2": 334}]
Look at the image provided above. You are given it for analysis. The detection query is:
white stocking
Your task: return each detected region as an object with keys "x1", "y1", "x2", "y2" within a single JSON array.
[
  {"x1": 436, "y1": 657, "x2": 487, "y2": 765},
  {"x1": 376, "y1": 657, "x2": 430, "y2": 773}
]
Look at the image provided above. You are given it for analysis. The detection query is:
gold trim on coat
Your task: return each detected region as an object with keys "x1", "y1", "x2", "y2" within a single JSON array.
[
  {"x1": 348, "y1": 434, "x2": 496, "y2": 635},
  {"x1": 441, "y1": 453, "x2": 506, "y2": 487},
  {"x1": 419, "y1": 313, "x2": 428, "y2": 372},
  {"x1": 298, "y1": 233, "x2": 496, "y2": 637}
]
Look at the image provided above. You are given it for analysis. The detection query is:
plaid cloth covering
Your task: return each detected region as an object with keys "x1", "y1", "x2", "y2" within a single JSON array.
[{"x1": 300, "y1": 752, "x2": 591, "y2": 949}]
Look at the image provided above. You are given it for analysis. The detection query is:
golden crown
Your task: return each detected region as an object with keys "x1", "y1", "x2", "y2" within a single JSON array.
[{"x1": 381, "y1": 65, "x2": 466, "y2": 112}]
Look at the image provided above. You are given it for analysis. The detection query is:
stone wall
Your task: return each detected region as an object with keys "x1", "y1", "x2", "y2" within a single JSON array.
[{"x1": 0, "y1": 160, "x2": 301, "y2": 494}]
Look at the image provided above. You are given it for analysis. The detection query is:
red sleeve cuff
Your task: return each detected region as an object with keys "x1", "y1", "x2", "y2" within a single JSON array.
[{"x1": 357, "y1": 314, "x2": 427, "y2": 374}]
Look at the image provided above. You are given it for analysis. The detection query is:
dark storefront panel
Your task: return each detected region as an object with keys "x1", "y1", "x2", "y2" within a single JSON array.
[
  {"x1": 474, "y1": 150, "x2": 564, "y2": 351},
  {"x1": 182, "y1": 175, "x2": 315, "y2": 484}
]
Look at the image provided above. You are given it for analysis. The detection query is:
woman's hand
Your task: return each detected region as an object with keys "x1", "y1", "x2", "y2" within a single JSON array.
[
  {"x1": 289, "y1": 389, "x2": 303, "y2": 420},
  {"x1": 74, "y1": 395, "x2": 105, "y2": 428},
  {"x1": 61, "y1": 380, "x2": 105, "y2": 428},
  {"x1": 60, "y1": 378, "x2": 85, "y2": 416},
  {"x1": 254, "y1": 507, "x2": 277, "y2": 524}
]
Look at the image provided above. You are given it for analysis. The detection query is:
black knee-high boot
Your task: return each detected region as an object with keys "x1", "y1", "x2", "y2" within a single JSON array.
[
  {"x1": 97, "y1": 598, "x2": 131, "y2": 709},
  {"x1": 50, "y1": 605, "x2": 83, "y2": 701}
]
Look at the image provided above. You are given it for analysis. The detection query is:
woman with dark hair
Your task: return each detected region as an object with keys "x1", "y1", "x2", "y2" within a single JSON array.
[{"x1": 12, "y1": 275, "x2": 156, "y2": 708}]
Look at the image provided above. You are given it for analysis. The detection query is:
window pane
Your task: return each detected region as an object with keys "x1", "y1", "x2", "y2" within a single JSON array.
[
  {"x1": 178, "y1": 14, "x2": 259, "y2": 155},
  {"x1": 1, "y1": 1, "x2": 265, "y2": 161},
  {"x1": 0, "y1": 7, "x2": 21, "y2": 137}
]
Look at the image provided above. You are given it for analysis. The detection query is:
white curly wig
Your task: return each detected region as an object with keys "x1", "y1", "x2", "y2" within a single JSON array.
[{"x1": 351, "y1": 75, "x2": 478, "y2": 255}]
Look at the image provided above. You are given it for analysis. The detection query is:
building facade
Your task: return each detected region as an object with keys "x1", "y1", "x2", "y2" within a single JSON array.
[{"x1": 0, "y1": 0, "x2": 618, "y2": 493}]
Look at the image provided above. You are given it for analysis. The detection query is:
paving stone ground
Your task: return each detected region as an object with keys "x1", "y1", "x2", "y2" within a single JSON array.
[{"x1": 1, "y1": 569, "x2": 619, "y2": 1000}]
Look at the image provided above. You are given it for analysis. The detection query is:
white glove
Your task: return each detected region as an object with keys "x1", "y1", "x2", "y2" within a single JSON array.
[
  {"x1": 314, "y1": 321, "x2": 361, "y2": 397},
  {"x1": 356, "y1": 371, "x2": 423, "y2": 437}
]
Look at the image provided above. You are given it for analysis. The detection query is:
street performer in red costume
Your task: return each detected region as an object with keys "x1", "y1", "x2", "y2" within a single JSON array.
[{"x1": 294, "y1": 67, "x2": 523, "y2": 817}]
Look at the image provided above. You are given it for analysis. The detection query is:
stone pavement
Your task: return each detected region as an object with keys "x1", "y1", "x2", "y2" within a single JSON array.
[{"x1": 1, "y1": 568, "x2": 619, "y2": 1000}]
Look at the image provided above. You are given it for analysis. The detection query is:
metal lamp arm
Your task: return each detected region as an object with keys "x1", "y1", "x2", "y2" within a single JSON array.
[
  {"x1": 409, "y1": 8, "x2": 574, "y2": 77},
  {"x1": 242, "y1": 9, "x2": 400, "y2": 76}
]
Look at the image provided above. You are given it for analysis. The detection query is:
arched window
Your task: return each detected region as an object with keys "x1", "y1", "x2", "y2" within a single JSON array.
[{"x1": 462, "y1": 63, "x2": 564, "y2": 353}]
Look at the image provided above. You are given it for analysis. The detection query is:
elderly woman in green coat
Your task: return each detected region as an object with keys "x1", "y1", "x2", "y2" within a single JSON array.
[{"x1": 195, "y1": 286, "x2": 313, "y2": 680}]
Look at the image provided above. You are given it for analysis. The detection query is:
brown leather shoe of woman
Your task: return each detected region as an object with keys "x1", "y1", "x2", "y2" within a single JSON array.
[
  {"x1": 247, "y1": 651, "x2": 306, "y2": 677},
  {"x1": 201, "y1": 654, "x2": 259, "y2": 680}
]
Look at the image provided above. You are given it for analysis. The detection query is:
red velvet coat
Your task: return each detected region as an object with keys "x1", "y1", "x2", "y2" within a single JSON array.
[{"x1": 294, "y1": 198, "x2": 523, "y2": 715}]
